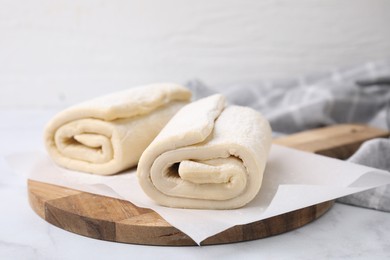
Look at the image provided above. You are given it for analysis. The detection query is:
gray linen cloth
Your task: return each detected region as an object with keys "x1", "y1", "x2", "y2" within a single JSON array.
[{"x1": 186, "y1": 60, "x2": 390, "y2": 212}]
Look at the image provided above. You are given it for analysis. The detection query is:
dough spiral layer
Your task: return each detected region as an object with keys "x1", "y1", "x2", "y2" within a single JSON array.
[{"x1": 44, "y1": 83, "x2": 191, "y2": 175}]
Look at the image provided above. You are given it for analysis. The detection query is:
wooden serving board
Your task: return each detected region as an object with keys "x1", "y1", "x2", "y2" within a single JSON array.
[{"x1": 28, "y1": 124, "x2": 389, "y2": 246}]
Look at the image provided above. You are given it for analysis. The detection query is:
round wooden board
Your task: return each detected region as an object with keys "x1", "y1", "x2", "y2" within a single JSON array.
[
  {"x1": 28, "y1": 179, "x2": 334, "y2": 245},
  {"x1": 28, "y1": 124, "x2": 389, "y2": 246}
]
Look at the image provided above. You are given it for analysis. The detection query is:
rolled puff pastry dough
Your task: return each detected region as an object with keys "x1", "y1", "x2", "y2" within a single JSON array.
[
  {"x1": 44, "y1": 83, "x2": 191, "y2": 175},
  {"x1": 137, "y1": 94, "x2": 272, "y2": 209}
]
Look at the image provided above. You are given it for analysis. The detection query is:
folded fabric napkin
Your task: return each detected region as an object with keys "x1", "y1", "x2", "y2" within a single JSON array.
[
  {"x1": 186, "y1": 60, "x2": 390, "y2": 133},
  {"x1": 137, "y1": 94, "x2": 272, "y2": 209},
  {"x1": 44, "y1": 83, "x2": 191, "y2": 175},
  {"x1": 338, "y1": 138, "x2": 390, "y2": 211}
]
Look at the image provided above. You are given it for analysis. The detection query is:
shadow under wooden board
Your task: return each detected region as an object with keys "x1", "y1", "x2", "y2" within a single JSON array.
[{"x1": 28, "y1": 124, "x2": 389, "y2": 246}]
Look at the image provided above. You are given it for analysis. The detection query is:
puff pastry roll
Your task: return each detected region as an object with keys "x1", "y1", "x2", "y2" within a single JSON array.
[
  {"x1": 137, "y1": 94, "x2": 272, "y2": 209},
  {"x1": 44, "y1": 83, "x2": 191, "y2": 175}
]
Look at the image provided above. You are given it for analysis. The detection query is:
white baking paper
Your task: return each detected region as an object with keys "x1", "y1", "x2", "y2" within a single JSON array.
[{"x1": 6, "y1": 145, "x2": 390, "y2": 245}]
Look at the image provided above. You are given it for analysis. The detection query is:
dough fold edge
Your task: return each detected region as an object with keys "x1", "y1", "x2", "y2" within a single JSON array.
[{"x1": 137, "y1": 94, "x2": 272, "y2": 209}]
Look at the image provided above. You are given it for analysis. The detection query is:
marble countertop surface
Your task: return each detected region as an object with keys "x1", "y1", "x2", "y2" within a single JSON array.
[{"x1": 1, "y1": 109, "x2": 389, "y2": 259}]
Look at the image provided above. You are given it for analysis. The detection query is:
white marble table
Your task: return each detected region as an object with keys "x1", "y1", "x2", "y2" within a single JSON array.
[{"x1": 1, "y1": 109, "x2": 389, "y2": 259}]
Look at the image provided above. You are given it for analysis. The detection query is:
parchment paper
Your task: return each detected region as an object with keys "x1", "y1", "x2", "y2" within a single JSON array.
[{"x1": 7, "y1": 145, "x2": 390, "y2": 245}]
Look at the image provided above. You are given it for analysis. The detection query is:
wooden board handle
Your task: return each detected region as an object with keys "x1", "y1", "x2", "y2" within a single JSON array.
[{"x1": 274, "y1": 124, "x2": 389, "y2": 159}]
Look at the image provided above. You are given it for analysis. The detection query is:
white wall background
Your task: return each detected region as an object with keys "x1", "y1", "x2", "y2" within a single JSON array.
[{"x1": 1, "y1": 0, "x2": 390, "y2": 108}]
